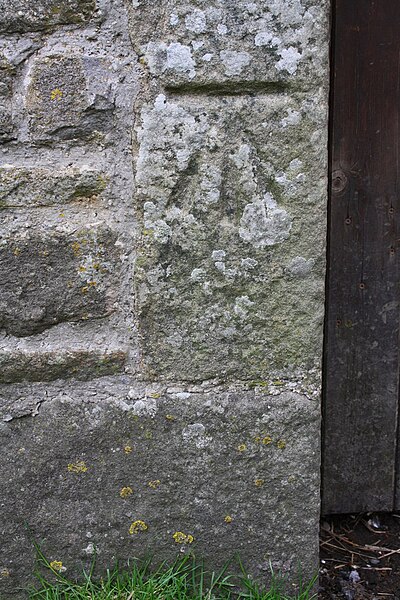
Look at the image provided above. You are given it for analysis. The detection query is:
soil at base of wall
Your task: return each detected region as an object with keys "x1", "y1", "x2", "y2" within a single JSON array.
[{"x1": 319, "y1": 513, "x2": 400, "y2": 599}]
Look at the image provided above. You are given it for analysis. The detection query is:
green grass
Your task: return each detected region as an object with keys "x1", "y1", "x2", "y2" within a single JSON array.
[{"x1": 28, "y1": 546, "x2": 317, "y2": 600}]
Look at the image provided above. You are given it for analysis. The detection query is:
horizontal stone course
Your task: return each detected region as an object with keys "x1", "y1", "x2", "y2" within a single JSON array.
[
  {"x1": 0, "y1": 165, "x2": 107, "y2": 208},
  {"x1": 0, "y1": 0, "x2": 96, "y2": 33},
  {"x1": 0, "y1": 348, "x2": 127, "y2": 384},
  {"x1": 0, "y1": 380, "x2": 320, "y2": 597}
]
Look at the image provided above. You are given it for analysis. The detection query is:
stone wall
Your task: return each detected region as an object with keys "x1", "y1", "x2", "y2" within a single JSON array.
[{"x1": 0, "y1": 1, "x2": 329, "y2": 597}]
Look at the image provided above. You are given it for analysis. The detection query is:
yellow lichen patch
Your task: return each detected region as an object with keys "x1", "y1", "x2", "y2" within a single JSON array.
[
  {"x1": 224, "y1": 515, "x2": 233, "y2": 523},
  {"x1": 277, "y1": 440, "x2": 286, "y2": 449},
  {"x1": 124, "y1": 445, "x2": 133, "y2": 454},
  {"x1": 165, "y1": 414, "x2": 175, "y2": 421},
  {"x1": 0, "y1": 568, "x2": 10, "y2": 578},
  {"x1": 144, "y1": 430, "x2": 153, "y2": 440},
  {"x1": 254, "y1": 479, "x2": 265, "y2": 487},
  {"x1": 71, "y1": 241, "x2": 81, "y2": 256},
  {"x1": 13, "y1": 247, "x2": 21, "y2": 257},
  {"x1": 148, "y1": 480, "x2": 161, "y2": 489},
  {"x1": 150, "y1": 392, "x2": 161, "y2": 398},
  {"x1": 67, "y1": 461, "x2": 87, "y2": 473},
  {"x1": 59, "y1": 212, "x2": 65, "y2": 218},
  {"x1": 129, "y1": 520, "x2": 148, "y2": 535},
  {"x1": 172, "y1": 531, "x2": 194, "y2": 544},
  {"x1": 50, "y1": 88, "x2": 63, "y2": 101},
  {"x1": 262, "y1": 436, "x2": 272, "y2": 445},
  {"x1": 237, "y1": 444, "x2": 247, "y2": 452},
  {"x1": 253, "y1": 436, "x2": 261, "y2": 443},
  {"x1": 49, "y1": 561, "x2": 63, "y2": 572},
  {"x1": 120, "y1": 486, "x2": 133, "y2": 498},
  {"x1": 78, "y1": 265, "x2": 87, "y2": 272}
]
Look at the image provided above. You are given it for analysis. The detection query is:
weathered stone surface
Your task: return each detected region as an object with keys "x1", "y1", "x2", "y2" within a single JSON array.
[
  {"x1": 0, "y1": 228, "x2": 119, "y2": 336},
  {"x1": 0, "y1": 0, "x2": 96, "y2": 33},
  {"x1": 0, "y1": 380, "x2": 320, "y2": 598},
  {"x1": 0, "y1": 54, "x2": 16, "y2": 142},
  {"x1": 128, "y1": 0, "x2": 328, "y2": 86},
  {"x1": 26, "y1": 55, "x2": 115, "y2": 144},
  {"x1": 0, "y1": 349, "x2": 126, "y2": 384},
  {"x1": 134, "y1": 92, "x2": 327, "y2": 380},
  {"x1": 0, "y1": 166, "x2": 107, "y2": 208}
]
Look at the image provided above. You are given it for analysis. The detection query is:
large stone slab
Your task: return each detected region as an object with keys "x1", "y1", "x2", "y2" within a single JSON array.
[
  {"x1": 0, "y1": 0, "x2": 96, "y2": 33},
  {"x1": 0, "y1": 379, "x2": 320, "y2": 598},
  {"x1": 134, "y1": 91, "x2": 327, "y2": 380},
  {"x1": 128, "y1": 0, "x2": 328, "y2": 87},
  {"x1": 0, "y1": 227, "x2": 120, "y2": 336}
]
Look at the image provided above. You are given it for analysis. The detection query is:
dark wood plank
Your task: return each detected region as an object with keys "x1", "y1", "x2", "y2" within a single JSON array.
[{"x1": 322, "y1": 0, "x2": 400, "y2": 514}]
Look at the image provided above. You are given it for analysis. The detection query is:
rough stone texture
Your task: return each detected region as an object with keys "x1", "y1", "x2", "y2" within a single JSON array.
[
  {"x1": 0, "y1": 228, "x2": 119, "y2": 336},
  {"x1": 0, "y1": 166, "x2": 107, "y2": 207},
  {"x1": 0, "y1": 379, "x2": 320, "y2": 597},
  {"x1": 26, "y1": 55, "x2": 116, "y2": 144},
  {"x1": 0, "y1": 0, "x2": 329, "y2": 596},
  {"x1": 0, "y1": 0, "x2": 96, "y2": 33},
  {"x1": 134, "y1": 92, "x2": 326, "y2": 380}
]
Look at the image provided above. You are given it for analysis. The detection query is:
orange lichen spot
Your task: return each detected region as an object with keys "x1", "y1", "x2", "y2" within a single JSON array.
[
  {"x1": 148, "y1": 480, "x2": 160, "y2": 489},
  {"x1": 129, "y1": 520, "x2": 148, "y2": 534},
  {"x1": 224, "y1": 515, "x2": 233, "y2": 523},
  {"x1": 67, "y1": 461, "x2": 87, "y2": 473},
  {"x1": 255, "y1": 479, "x2": 265, "y2": 487},
  {"x1": 71, "y1": 241, "x2": 81, "y2": 256},
  {"x1": 124, "y1": 445, "x2": 133, "y2": 454},
  {"x1": 120, "y1": 486, "x2": 133, "y2": 498},
  {"x1": 50, "y1": 88, "x2": 63, "y2": 101},
  {"x1": 49, "y1": 561, "x2": 63, "y2": 572},
  {"x1": 173, "y1": 531, "x2": 194, "y2": 544}
]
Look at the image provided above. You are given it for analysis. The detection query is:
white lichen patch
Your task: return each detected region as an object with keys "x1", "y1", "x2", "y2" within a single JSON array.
[
  {"x1": 280, "y1": 109, "x2": 301, "y2": 128},
  {"x1": 220, "y1": 50, "x2": 251, "y2": 76},
  {"x1": 143, "y1": 42, "x2": 196, "y2": 79},
  {"x1": 126, "y1": 392, "x2": 158, "y2": 418},
  {"x1": 254, "y1": 31, "x2": 281, "y2": 47},
  {"x1": 239, "y1": 192, "x2": 292, "y2": 248},
  {"x1": 182, "y1": 423, "x2": 212, "y2": 449},
  {"x1": 233, "y1": 295, "x2": 255, "y2": 319},
  {"x1": 185, "y1": 9, "x2": 207, "y2": 34},
  {"x1": 285, "y1": 256, "x2": 315, "y2": 278},
  {"x1": 275, "y1": 47, "x2": 302, "y2": 74}
]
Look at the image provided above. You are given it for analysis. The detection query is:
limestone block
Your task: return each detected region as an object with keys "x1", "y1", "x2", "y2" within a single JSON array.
[
  {"x1": 134, "y1": 92, "x2": 327, "y2": 380},
  {"x1": 128, "y1": 0, "x2": 328, "y2": 87},
  {"x1": 0, "y1": 0, "x2": 95, "y2": 33},
  {"x1": 0, "y1": 349, "x2": 126, "y2": 384},
  {"x1": 0, "y1": 380, "x2": 320, "y2": 598},
  {"x1": 0, "y1": 166, "x2": 107, "y2": 208},
  {"x1": 0, "y1": 54, "x2": 16, "y2": 142},
  {"x1": 26, "y1": 55, "x2": 115, "y2": 144},
  {"x1": 0, "y1": 228, "x2": 120, "y2": 336}
]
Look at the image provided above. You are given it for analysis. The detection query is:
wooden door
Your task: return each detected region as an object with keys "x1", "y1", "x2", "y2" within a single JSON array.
[{"x1": 322, "y1": 0, "x2": 400, "y2": 514}]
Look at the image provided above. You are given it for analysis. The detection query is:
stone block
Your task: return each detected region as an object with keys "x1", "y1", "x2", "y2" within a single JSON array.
[
  {"x1": 0, "y1": 380, "x2": 320, "y2": 598},
  {"x1": 0, "y1": 228, "x2": 120, "y2": 337},
  {"x1": 26, "y1": 55, "x2": 115, "y2": 144},
  {"x1": 128, "y1": 0, "x2": 329, "y2": 87},
  {"x1": 0, "y1": 349, "x2": 126, "y2": 384},
  {"x1": 0, "y1": 0, "x2": 95, "y2": 33},
  {"x1": 0, "y1": 166, "x2": 107, "y2": 208},
  {"x1": 134, "y1": 92, "x2": 327, "y2": 381},
  {"x1": 0, "y1": 54, "x2": 16, "y2": 142}
]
